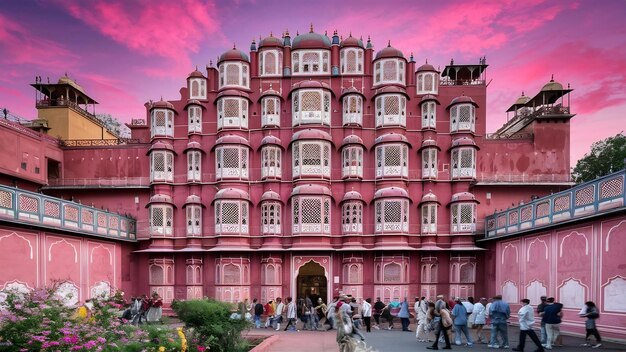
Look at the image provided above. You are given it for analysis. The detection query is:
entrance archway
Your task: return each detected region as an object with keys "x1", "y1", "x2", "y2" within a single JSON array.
[{"x1": 296, "y1": 260, "x2": 328, "y2": 304}]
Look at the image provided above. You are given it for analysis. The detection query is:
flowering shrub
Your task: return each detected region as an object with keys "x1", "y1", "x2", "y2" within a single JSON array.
[{"x1": 0, "y1": 286, "x2": 183, "y2": 351}]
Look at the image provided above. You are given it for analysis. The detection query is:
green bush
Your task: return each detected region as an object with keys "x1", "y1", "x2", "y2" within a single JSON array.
[{"x1": 171, "y1": 299, "x2": 251, "y2": 352}]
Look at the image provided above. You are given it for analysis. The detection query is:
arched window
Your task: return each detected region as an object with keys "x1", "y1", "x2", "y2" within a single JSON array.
[
  {"x1": 450, "y1": 147, "x2": 476, "y2": 179},
  {"x1": 222, "y1": 264, "x2": 241, "y2": 284},
  {"x1": 421, "y1": 101, "x2": 436, "y2": 129},
  {"x1": 150, "y1": 151, "x2": 174, "y2": 182},
  {"x1": 292, "y1": 196, "x2": 331, "y2": 234},
  {"x1": 375, "y1": 94, "x2": 406, "y2": 127},
  {"x1": 218, "y1": 62, "x2": 249, "y2": 89},
  {"x1": 261, "y1": 145, "x2": 282, "y2": 179},
  {"x1": 451, "y1": 203, "x2": 476, "y2": 233},
  {"x1": 375, "y1": 199, "x2": 409, "y2": 233},
  {"x1": 188, "y1": 78, "x2": 207, "y2": 99},
  {"x1": 342, "y1": 146, "x2": 363, "y2": 178},
  {"x1": 186, "y1": 264, "x2": 203, "y2": 285},
  {"x1": 342, "y1": 201, "x2": 363, "y2": 234},
  {"x1": 217, "y1": 97, "x2": 248, "y2": 130},
  {"x1": 188, "y1": 106, "x2": 202, "y2": 133},
  {"x1": 292, "y1": 50, "x2": 330, "y2": 75},
  {"x1": 375, "y1": 144, "x2": 408, "y2": 178},
  {"x1": 342, "y1": 95, "x2": 363, "y2": 125},
  {"x1": 417, "y1": 73, "x2": 438, "y2": 94},
  {"x1": 261, "y1": 96, "x2": 280, "y2": 127},
  {"x1": 150, "y1": 205, "x2": 173, "y2": 236},
  {"x1": 292, "y1": 89, "x2": 331, "y2": 126},
  {"x1": 215, "y1": 201, "x2": 249, "y2": 235},
  {"x1": 261, "y1": 202, "x2": 281, "y2": 235},
  {"x1": 259, "y1": 50, "x2": 282, "y2": 76},
  {"x1": 149, "y1": 265, "x2": 164, "y2": 285},
  {"x1": 186, "y1": 205, "x2": 202, "y2": 236},
  {"x1": 450, "y1": 104, "x2": 476, "y2": 133},
  {"x1": 292, "y1": 141, "x2": 331, "y2": 178},
  {"x1": 421, "y1": 148, "x2": 437, "y2": 179},
  {"x1": 151, "y1": 109, "x2": 174, "y2": 137},
  {"x1": 383, "y1": 263, "x2": 402, "y2": 283},
  {"x1": 340, "y1": 48, "x2": 364, "y2": 74},
  {"x1": 421, "y1": 203, "x2": 437, "y2": 234},
  {"x1": 187, "y1": 150, "x2": 201, "y2": 182},
  {"x1": 215, "y1": 146, "x2": 249, "y2": 180},
  {"x1": 374, "y1": 59, "x2": 405, "y2": 86}
]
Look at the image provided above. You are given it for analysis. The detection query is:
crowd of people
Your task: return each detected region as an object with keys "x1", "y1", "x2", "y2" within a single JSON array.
[{"x1": 120, "y1": 292, "x2": 163, "y2": 325}]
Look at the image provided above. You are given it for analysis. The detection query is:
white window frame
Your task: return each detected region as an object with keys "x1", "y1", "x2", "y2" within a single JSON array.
[
  {"x1": 374, "y1": 59, "x2": 405, "y2": 86},
  {"x1": 451, "y1": 202, "x2": 476, "y2": 233},
  {"x1": 187, "y1": 150, "x2": 201, "y2": 182},
  {"x1": 261, "y1": 201, "x2": 281, "y2": 235},
  {"x1": 259, "y1": 49, "x2": 283, "y2": 77},
  {"x1": 186, "y1": 264, "x2": 203, "y2": 285},
  {"x1": 375, "y1": 199, "x2": 409, "y2": 233},
  {"x1": 451, "y1": 147, "x2": 476, "y2": 179},
  {"x1": 218, "y1": 62, "x2": 250, "y2": 89},
  {"x1": 214, "y1": 200, "x2": 249, "y2": 235},
  {"x1": 151, "y1": 109, "x2": 174, "y2": 138},
  {"x1": 416, "y1": 72, "x2": 438, "y2": 94},
  {"x1": 421, "y1": 101, "x2": 436, "y2": 129},
  {"x1": 292, "y1": 89, "x2": 331, "y2": 126},
  {"x1": 150, "y1": 205, "x2": 173, "y2": 236},
  {"x1": 150, "y1": 151, "x2": 174, "y2": 182},
  {"x1": 342, "y1": 145, "x2": 363, "y2": 178},
  {"x1": 188, "y1": 106, "x2": 202, "y2": 134},
  {"x1": 450, "y1": 103, "x2": 476, "y2": 133},
  {"x1": 375, "y1": 94, "x2": 406, "y2": 127},
  {"x1": 215, "y1": 146, "x2": 248, "y2": 180},
  {"x1": 292, "y1": 141, "x2": 331, "y2": 178},
  {"x1": 186, "y1": 205, "x2": 202, "y2": 236},
  {"x1": 340, "y1": 48, "x2": 364, "y2": 74},
  {"x1": 342, "y1": 95, "x2": 363, "y2": 125},
  {"x1": 421, "y1": 203, "x2": 437, "y2": 234},
  {"x1": 422, "y1": 148, "x2": 438, "y2": 179},
  {"x1": 342, "y1": 201, "x2": 363, "y2": 234},
  {"x1": 189, "y1": 78, "x2": 207, "y2": 99},
  {"x1": 261, "y1": 145, "x2": 282, "y2": 179},
  {"x1": 261, "y1": 96, "x2": 280, "y2": 127},
  {"x1": 292, "y1": 49, "x2": 330, "y2": 75},
  {"x1": 375, "y1": 144, "x2": 408, "y2": 178},
  {"x1": 217, "y1": 97, "x2": 248, "y2": 130},
  {"x1": 292, "y1": 196, "x2": 331, "y2": 234}
]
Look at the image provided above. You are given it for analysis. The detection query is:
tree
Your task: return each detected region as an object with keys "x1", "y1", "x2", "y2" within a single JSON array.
[{"x1": 572, "y1": 133, "x2": 626, "y2": 183}]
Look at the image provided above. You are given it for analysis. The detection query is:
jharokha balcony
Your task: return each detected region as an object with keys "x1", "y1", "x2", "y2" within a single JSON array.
[{"x1": 0, "y1": 184, "x2": 137, "y2": 241}]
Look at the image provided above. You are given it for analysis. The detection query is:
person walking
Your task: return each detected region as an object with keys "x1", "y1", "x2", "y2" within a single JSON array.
[
  {"x1": 537, "y1": 296, "x2": 548, "y2": 345},
  {"x1": 398, "y1": 297, "x2": 411, "y2": 331},
  {"x1": 473, "y1": 297, "x2": 488, "y2": 344},
  {"x1": 541, "y1": 297, "x2": 562, "y2": 350},
  {"x1": 373, "y1": 297, "x2": 385, "y2": 330},
  {"x1": 488, "y1": 294, "x2": 511, "y2": 349},
  {"x1": 416, "y1": 296, "x2": 430, "y2": 342},
  {"x1": 428, "y1": 295, "x2": 453, "y2": 350},
  {"x1": 363, "y1": 298, "x2": 372, "y2": 332},
  {"x1": 253, "y1": 298, "x2": 264, "y2": 328},
  {"x1": 512, "y1": 298, "x2": 544, "y2": 352},
  {"x1": 284, "y1": 297, "x2": 298, "y2": 331},
  {"x1": 452, "y1": 297, "x2": 473, "y2": 346},
  {"x1": 264, "y1": 299, "x2": 275, "y2": 328},
  {"x1": 273, "y1": 297, "x2": 284, "y2": 330},
  {"x1": 580, "y1": 301, "x2": 602, "y2": 348}
]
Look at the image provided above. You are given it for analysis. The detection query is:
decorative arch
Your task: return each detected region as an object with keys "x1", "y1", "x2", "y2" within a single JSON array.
[
  {"x1": 605, "y1": 220, "x2": 626, "y2": 252},
  {"x1": 560, "y1": 231, "x2": 589, "y2": 257},
  {"x1": 603, "y1": 276, "x2": 626, "y2": 312},
  {"x1": 48, "y1": 238, "x2": 78, "y2": 263},
  {"x1": 501, "y1": 243, "x2": 519, "y2": 264},
  {"x1": 526, "y1": 237, "x2": 548, "y2": 261},
  {"x1": 0, "y1": 232, "x2": 33, "y2": 259},
  {"x1": 90, "y1": 244, "x2": 113, "y2": 265},
  {"x1": 558, "y1": 278, "x2": 587, "y2": 309}
]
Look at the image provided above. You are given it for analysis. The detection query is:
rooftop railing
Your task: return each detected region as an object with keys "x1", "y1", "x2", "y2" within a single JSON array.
[
  {"x1": 475, "y1": 173, "x2": 572, "y2": 184},
  {"x1": 484, "y1": 169, "x2": 625, "y2": 238},
  {"x1": 0, "y1": 184, "x2": 137, "y2": 241},
  {"x1": 46, "y1": 177, "x2": 151, "y2": 188},
  {"x1": 59, "y1": 139, "x2": 143, "y2": 147}
]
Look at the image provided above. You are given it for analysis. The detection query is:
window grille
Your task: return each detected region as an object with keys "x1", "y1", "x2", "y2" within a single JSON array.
[
  {"x1": 383, "y1": 263, "x2": 402, "y2": 283},
  {"x1": 151, "y1": 109, "x2": 173, "y2": 137},
  {"x1": 150, "y1": 265, "x2": 164, "y2": 285},
  {"x1": 342, "y1": 201, "x2": 363, "y2": 234},
  {"x1": 450, "y1": 103, "x2": 475, "y2": 132},
  {"x1": 421, "y1": 101, "x2": 436, "y2": 129},
  {"x1": 261, "y1": 50, "x2": 278, "y2": 75},
  {"x1": 451, "y1": 203, "x2": 476, "y2": 233},
  {"x1": 375, "y1": 199, "x2": 409, "y2": 232},
  {"x1": 186, "y1": 205, "x2": 202, "y2": 236},
  {"x1": 226, "y1": 64, "x2": 239, "y2": 86},
  {"x1": 343, "y1": 95, "x2": 363, "y2": 125},
  {"x1": 151, "y1": 151, "x2": 174, "y2": 182},
  {"x1": 302, "y1": 91, "x2": 321, "y2": 111},
  {"x1": 342, "y1": 146, "x2": 363, "y2": 178},
  {"x1": 376, "y1": 144, "x2": 408, "y2": 178},
  {"x1": 150, "y1": 205, "x2": 173, "y2": 236},
  {"x1": 261, "y1": 146, "x2": 282, "y2": 179},
  {"x1": 375, "y1": 94, "x2": 406, "y2": 127},
  {"x1": 383, "y1": 60, "x2": 397, "y2": 81},
  {"x1": 292, "y1": 50, "x2": 331, "y2": 75},
  {"x1": 292, "y1": 196, "x2": 331, "y2": 233},
  {"x1": 302, "y1": 198, "x2": 321, "y2": 223},
  {"x1": 217, "y1": 97, "x2": 248, "y2": 129},
  {"x1": 292, "y1": 89, "x2": 330, "y2": 125},
  {"x1": 375, "y1": 59, "x2": 405, "y2": 85},
  {"x1": 188, "y1": 106, "x2": 202, "y2": 133},
  {"x1": 421, "y1": 203, "x2": 437, "y2": 234},
  {"x1": 216, "y1": 146, "x2": 248, "y2": 180},
  {"x1": 262, "y1": 202, "x2": 281, "y2": 234},
  {"x1": 451, "y1": 147, "x2": 476, "y2": 179},
  {"x1": 422, "y1": 148, "x2": 437, "y2": 178},
  {"x1": 187, "y1": 151, "x2": 201, "y2": 182},
  {"x1": 261, "y1": 97, "x2": 280, "y2": 127},
  {"x1": 215, "y1": 200, "x2": 248, "y2": 234},
  {"x1": 341, "y1": 48, "x2": 363, "y2": 74},
  {"x1": 191, "y1": 81, "x2": 199, "y2": 98},
  {"x1": 293, "y1": 141, "x2": 330, "y2": 177},
  {"x1": 222, "y1": 264, "x2": 241, "y2": 284},
  {"x1": 189, "y1": 78, "x2": 206, "y2": 99}
]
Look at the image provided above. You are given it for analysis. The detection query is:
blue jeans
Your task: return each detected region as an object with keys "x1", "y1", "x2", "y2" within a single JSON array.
[
  {"x1": 490, "y1": 322, "x2": 509, "y2": 347},
  {"x1": 455, "y1": 324, "x2": 474, "y2": 344},
  {"x1": 254, "y1": 314, "x2": 261, "y2": 328},
  {"x1": 540, "y1": 322, "x2": 547, "y2": 344}
]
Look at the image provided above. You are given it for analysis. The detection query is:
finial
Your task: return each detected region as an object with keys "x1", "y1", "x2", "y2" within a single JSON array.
[
  {"x1": 334, "y1": 29, "x2": 338, "y2": 35},
  {"x1": 195, "y1": 65, "x2": 198, "y2": 71},
  {"x1": 270, "y1": 31, "x2": 273, "y2": 37},
  {"x1": 550, "y1": 74, "x2": 554, "y2": 82},
  {"x1": 359, "y1": 35, "x2": 363, "y2": 40},
  {"x1": 285, "y1": 29, "x2": 290, "y2": 36},
  {"x1": 521, "y1": 91, "x2": 525, "y2": 96},
  {"x1": 233, "y1": 43, "x2": 236, "y2": 49},
  {"x1": 387, "y1": 40, "x2": 391, "y2": 47},
  {"x1": 368, "y1": 35, "x2": 371, "y2": 41},
  {"x1": 410, "y1": 52, "x2": 414, "y2": 61},
  {"x1": 310, "y1": 23, "x2": 314, "y2": 33},
  {"x1": 209, "y1": 60, "x2": 213, "y2": 67},
  {"x1": 451, "y1": 58, "x2": 454, "y2": 65},
  {"x1": 160, "y1": 96, "x2": 163, "y2": 101},
  {"x1": 567, "y1": 83, "x2": 570, "y2": 89},
  {"x1": 425, "y1": 59, "x2": 428, "y2": 64},
  {"x1": 325, "y1": 29, "x2": 327, "y2": 36},
  {"x1": 349, "y1": 31, "x2": 352, "y2": 37},
  {"x1": 296, "y1": 30, "x2": 299, "y2": 36}
]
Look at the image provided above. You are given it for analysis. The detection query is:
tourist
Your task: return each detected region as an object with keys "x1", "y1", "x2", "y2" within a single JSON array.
[
  {"x1": 273, "y1": 297, "x2": 284, "y2": 330},
  {"x1": 350, "y1": 297, "x2": 362, "y2": 331},
  {"x1": 537, "y1": 296, "x2": 548, "y2": 344},
  {"x1": 264, "y1": 299, "x2": 274, "y2": 328},
  {"x1": 398, "y1": 297, "x2": 411, "y2": 331},
  {"x1": 428, "y1": 295, "x2": 453, "y2": 350},
  {"x1": 326, "y1": 296, "x2": 339, "y2": 330},
  {"x1": 473, "y1": 297, "x2": 488, "y2": 344},
  {"x1": 315, "y1": 297, "x2": 329, "y2": 330},
  {"x1": 373, "y1": 297, "x2": 385, "y2": 330},
  {"x1": 381, "y1": 300, "x2": 396, "y2": 330},
  {"x1": 488, "y1": 294, "x2": 510, "y2": 349},
  {"x1": 512, "y1": 298, "x2": 544, "y2": 352},
  {"x1": 284, "y1": 297, "x2": 298, "y2": 331},
  {"x1": 362, "y1": 298, "x2": 372, "y2": 332},
  {"x1": 146, "y1": 293, "x2": 163, "y2": 323},
  {"x1": 580, "y1": 301, "x2": 602, "y2": 348},
  {"x1": 452, "y1": 297, "x2": 473, "y2": 346},
  {"x1": 541, "y1": 297, "x2": 562, "y2": 350},
  {"x1": 416, "y1": 296, "x2": 430, "y2": 342},
  {"x1": 253, "y1": 298, "x2": 264, "y2": 328}
]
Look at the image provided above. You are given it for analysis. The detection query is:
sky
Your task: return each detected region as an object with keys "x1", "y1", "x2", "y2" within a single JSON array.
[{"x1": 1, "y1": 0, "x2": 625, "y2": 165}]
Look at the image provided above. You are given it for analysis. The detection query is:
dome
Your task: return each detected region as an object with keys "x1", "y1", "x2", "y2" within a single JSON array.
[
  {"x1": 372, "y1": 85, "x2": 409, "y2": 98},
  {"x1": 291, "y1": 129, "x2": 334, "y2": 144},
  {"x1": 416, "y1": 63, "x2": 437, "y2": 72},
  {"x1": 151, "y1": 98, "x2": 175, "y2": 110},
  {"x1": 259, "y1": 34, "x2": 284, "y2": 48},
  {"x1": 214, "y1": 135, "x2": 250, "y2": 148},
  {"x1": 184, "y1": 99, "x2": 206, "y2": 110},
  {"x1": 292, "y1": 31, "x2": 331, "y2": 49},
  {"x1": 450, "y1": 137, "x2": 479, "y2": 150},
  {"x1": 375, "y1": 43, "x2": 405, "y2": 60},
  {"x1": 148, "y1": 141, "x2": 176, "y2": 154},
  {"x1": 373, "y1": 133, "x2": 410, "y2": 146},
  {"x1": 146, "y1": 194, "x2": 175, "y2": 207},
  {"x1": 419, "y1": 192, "x2": 440, "y2": 205},
  {"x1": 213, "y1": 188, "x2": 250, "y2": 202},
  {"x1": 218, "y1": 47, "x2": 250, "y2": 64},
  {"x1": 184, "y1": 141, "x2": 203, "y2": 153},
  {"x1": 260, "y1": 190, "x2": 283, "y2": 202},
  {"x1": 341, "y1": 135, "x2": 365, "y2": 148},
  {"x1": 290, "y1": 80, "x2": 333, "y2": 94},
  {"x1": 260, "y1": 88, "x2": 283, "y2": 100},
  {"x1": 340, "y1": 86, "x2": 365, "y2": 99},
  {"x1": 291, "y1": 184, "x2": 333, "y2": 197},
  {"x1": 420, "y1": 94, "x2": 440, "y2": 105},
  {"x1": 184, "y1": 195, "x2": 203, "y2": 206},
  {"x1": 418, "y1": 139, "x2": 440, "y2": 151},
  {"x1": 373, "y1": 187, "x2": 410, "y2": 200},
  {"x1": 341, "y1": 190, "x2": 364, "y2": 202},
  {"x1": 449, "y1": 192, "x2": 479, "y2": 204},
  {"x1": 541, "y1": 79, "x2": 564, "y2": 92},
  {"x1": 340, "y1": 35, "x2": 364, "y2": 48},
  {"x1": 513, "y1": 94, "x2": 530, "y2": 106},
  {"x1": 216, "y1": 89, "x2": 251, "y2": 100},
  {"x1": 446, "y1": 95, "x2": 478, "y2": 110},
  {"x1": 259, "y1": 135, "x2": 284, "y2": 149},
  {"x1": 58, "y1": 75, "x2": 85, "y2": 94},
  {"x1": 187, "y1": 69, "x2": 204, "y2": 78}
]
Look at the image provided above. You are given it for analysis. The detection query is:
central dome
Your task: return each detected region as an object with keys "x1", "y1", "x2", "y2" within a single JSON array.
[
  {"x1": 218, "y1": 48, "x2": 250, "y2": 64},
  {"x1": 292, "y1": 31, "x2": 331, "y2": 49}
]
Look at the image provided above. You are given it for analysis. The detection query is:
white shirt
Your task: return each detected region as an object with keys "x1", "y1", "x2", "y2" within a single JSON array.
[
  {"x1": 287, "y1": 301, "x2": 297, "y2": 318},
  {"x1": 518, "y1": 304, "x2": 535, "y2": 330},
  {"x1": 462, "y1": 301, "x2": 474, "y2": 314},
  {"x1": 473, "y1": 302, "x2": 486, "y2": 324},
  {"x1": 275, "y1": 302, "x2": 284, "y2": 315},
  {"x1": 362, "y1": 301, "x2": 372, "y2": 317}
]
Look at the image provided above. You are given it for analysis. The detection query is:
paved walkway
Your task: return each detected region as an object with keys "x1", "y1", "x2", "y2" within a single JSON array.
[{"x1": 245, "y1": 325, "x2": 626, "y2": 352}]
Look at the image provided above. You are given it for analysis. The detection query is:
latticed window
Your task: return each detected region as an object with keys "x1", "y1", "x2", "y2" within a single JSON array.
[
  {"x1": 342, "y1": 201, "x2": 363, "y2": 234},
  {"x1": 261, "y1": 96, "x2": 280, "y2": 127},
  {"x1": 187, "y1": 150, "x2": 201, "y2": 182},
  {"x1": 188, "y1": 106, "x2": 202, "y2": 133},
  {"x1": 261, "y1": 145, "x2": 282, "y2": 179},
  {"x1": 340, "y1": 48, "x2": 364, "y2": 74},
  {"x1": 292, "y1": 50, "x2": 330, "y2": 75},
  {"x1": 186, "y1": 265, "x2": 202, "y2": 285},
  {"x1": 451, "y1": 147, "x2": 476, "y2": 179},
  {"x1": 150, "y1": 205, "x2": 173, "y2": 236},
  {"x1": 421, "y1": 101, "x2": 436, "y2": 129},
  {"x1": 215, "y1": 200, "x2": 249, "y2": 234},
  {"x1": 375, "y1": 94, "x2": 406, "y2": 127},
  {"x1": 292, "y1": 141, "x2": 331, "y2": 178},
  {"x1": 375, "y1": 199, "x2": 409, "y2": 233},
  {"x1": 374, "y1": 59, "x2": 405, "y2": 85},
  {"x1": 451, "y1": 203, "x2": 476, "y2": 233},
  {"x1": 218, "y1": 62, "x2": 249, "y2": 89},
  {"x1": 261, "y1": 202, "x2": 281, "y2": 235},
  {"x1": 342, "y1": 146, "x2": 363, "y2": 178},
  {"x1": 292, "y1": 89, "x2": 331, "y2": 126},
  {"x1": 215, "y1": 146, "x2": 248, "y2": 180},
  {"x1": 422, "y1": 148, "x2": 438, "y2": 179},
  {"x1": 450, "y1": 103, "x2": 476, "y2": 132},
  {"x1": 383, "y1": 263, "x2": 403, "y2": 283},
  {"x1": 217, "y1": 97, "x2": 248, "y2": 129},
  {"x1": 292, "y1": 196, "x2": 331, "y2": 234},
  {"x1": 421, "y1": 203, "x2": 437, "y2": 234},
  {"x1": 375, "y1": 144, "x2": 408, "y2": 178},
  {"x1": 189, "y1": 78, "x2": 207, "y2": 99},
  {"x1": 150, "y1": 151, "x2": 174, "y2": 182},
  {"x1": 343, "y1": 264, "x2": 363, "y2": 284},
  {"x1": 417, "y1": 73, "x2": 437, "y2": 94},
  {"x1": 186, "y1": 205, "x2": 202, "y2": 236},
  {"x1": 342, "y1": 95, "x2": 363, "y2": 125},
  {"x1": 151, "y1": 109, "x2": 174, "y2": 137},
  {"x1": 259, "y1": 50, "x2": 282, "y2": 76}
]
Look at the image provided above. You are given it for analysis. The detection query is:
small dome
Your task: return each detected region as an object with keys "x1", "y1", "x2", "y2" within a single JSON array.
[
  {"x1": 373, "y1": 187, "x2": 409, "y2": 200},
  {"x1": 419, "y1": 94, "x2": 440, "y2": 105},
  {"x1": 184, "y1": 141, "x2": 203, "y2": 153},
  {"x1": 449, "y1": 192, "x2": 479, "y2": 204},
  {"x1": 291, "y1": 129, "x2": 333, "y2": 144},
  {"x1": 58, "y1": 75, "x2": 85, "y2": 94},
  {"x1": 291, "y1": 184, "x2": 332, "y2": 197},
  {"x1": 450, "y1": 137, "x2": 479, "y2": 149},
  {"x1": 541, "y1": 79, "x2": 564, "y2": 92},
  {"x1": 146, "y1": 194, "x2": 174, "y2": 207},
  {"x1": 260, "y1": 88, "x2": 282, "y2": 100},
  {"x1": 260, "y1": 190, "x2": 282, "y2": 202},
  {"x1": 513, "y1": 94, "x2": 530, "y2": 106},
  {"x1": 375, "y1": 43, "x2": 405, "y2": 60},
  {"x1": 213, "y1": 188, "x2": 250, "y2": 202},
  {"x1": 416, "y1": 63, "x2": 437, "y2": 72},
  {"x1": 187, "y1": 69, "x2": 204, "y2": 78},
  {"x1": 148, "y1": 141, "x2": 175, "y2": 154},
  {"x1": 259, "y1": 34, "x2": 284, "y2": 48},
  {"x1": 418, "y1": 139, "x2": 440, "y2": 151},
  {"x1": 214, "y1": 134, "x2": 250, "y2": 148},
  {"x1": 341, "y1": 190, "x2": 364, "y2": 202},
  {"x1": 218, "y1": 47, "x2": 250, "y2": 64},
  {"x1": 446, "y1": 95, "x2": 478, "y2": 110},
  {"x1": 373, "y1": 133, "x2": 410, "y2": 146},
  {"x1": 340, "y1": 35, "x2": 364, "y2": 48},
  {"x1": 419, "y1": 192, "x2": 439, "y2": 205},
  {"x1": 184, "y1": 99, "x2": 206, "y2": 110},
  {"x1": 292, "y1": 31, "x2": 332, "y2": 49},
  {"x1": 216, "y1": 89, "x2": 251, "y2": 100},
  {"x1": 260, "y1": 135, "x2": 284, "y2": 148},
  {"x1": 341, "y1": 135, "x2": 365, "y2": 148},
  {"x1": 340, "y1": 86, "x2": 365, "y2": 99},
  {"x1": 373, "y1": 85, "x2": 409, "y2": 98},
  {"x1": 290, "y1": 80, "x2": 332, "y2": 93},
  {"x1": 151, "y1": 98, "x2": 175, "y2": 110},
  {"x1": 184, "y1": 195, "x2": 203, "y2": 206}
]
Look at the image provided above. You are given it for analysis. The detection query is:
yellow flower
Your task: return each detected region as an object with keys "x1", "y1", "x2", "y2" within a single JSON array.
[
  {"x1": 177, "y1": 328, "x2": 188, "y2": 352},
  {"x1": 159, "y1": 347, "x2": 166, "y2": 352}
]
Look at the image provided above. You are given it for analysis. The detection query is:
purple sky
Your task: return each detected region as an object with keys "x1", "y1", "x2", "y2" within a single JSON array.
[{"x1": 1, "y1": 0, "x2": 625, "y2": 165}]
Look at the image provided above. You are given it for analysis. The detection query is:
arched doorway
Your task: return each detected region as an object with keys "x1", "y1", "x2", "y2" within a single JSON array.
[{"x1": 296, "y1": 260, "x2": 328, "y2": 304}]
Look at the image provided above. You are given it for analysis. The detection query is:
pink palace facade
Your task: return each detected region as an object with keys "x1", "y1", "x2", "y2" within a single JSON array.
[{"x1": 1, "y1": 28, "x2": 625, "y2": 339}]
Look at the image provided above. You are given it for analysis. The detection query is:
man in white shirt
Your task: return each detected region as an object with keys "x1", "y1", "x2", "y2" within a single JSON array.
[
  {"x1": 513, "y1": 298, "x2": 544, "y2": 352},
  {"x1": 363, "y1": 298, "x2": 372, "y2": 332},
  {"x1": 273, "y1": 297, "x2": 284, "y2": 331},
  {"x1": 284, "y1": 296, "x2": 298, "y2": 331},
  {"x1": 415, "y1": 296, "x2": 429, "y2": 342}
]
